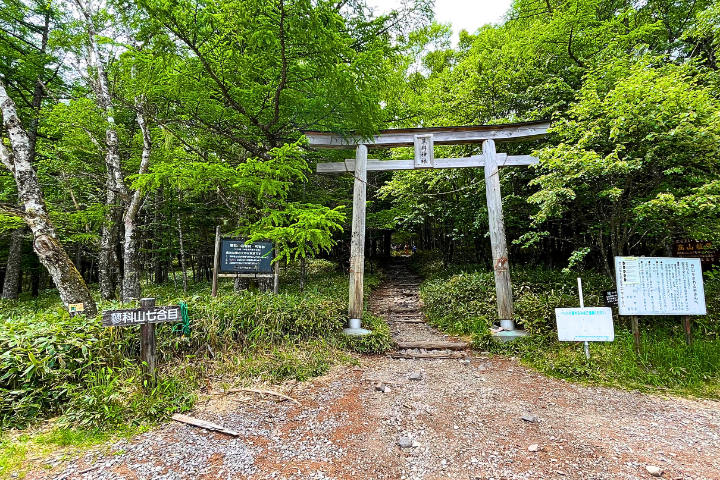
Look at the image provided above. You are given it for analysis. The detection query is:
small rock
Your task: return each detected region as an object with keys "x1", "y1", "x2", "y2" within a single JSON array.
[
  {"x1": 477, "y1": 365, "x2": 487, "y2": 371},
  {"x1": 528, "y1": 444, "x2": 539, "y2": 452},
  {"x1": 646, "y1": 466, "x2": 663, "y2": 477},
  {"x1": 411, "y1": 441, "x2": 421, "y2": 448},
  {"x1": 375, "y1": 383, "x2": 391, "y2": 393},
  {"x1": 440, "y1": 459, "x2": 447, "y2": 466},
  {"x1": 522, "y1": 414, "x2": 538, "y2": 423},
  {"x1": 398, "y1": 436, "x2": 413, "y2": 448},
  {"x1": 409, "y1": 372, "x2": 423, "y2": 381}
]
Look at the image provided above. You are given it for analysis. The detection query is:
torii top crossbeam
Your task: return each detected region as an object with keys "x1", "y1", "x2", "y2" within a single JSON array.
[
  {"x1": 307, "y1": 120, "x2": 550, "y2": 338},
  {"x1": 303, "y1": 120, "x2": 550, "y2": 149}
]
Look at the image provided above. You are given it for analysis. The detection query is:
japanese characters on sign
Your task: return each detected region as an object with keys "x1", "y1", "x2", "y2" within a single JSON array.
[
  {"x1": 602, "y1": 290, "x2": 618, "y2": 307},
  {"x1": 413, "y1": 134, "x2": 434, "y2": 169},
  {"x1": 220, "y1": 240, "x2": 273, "y2": 274},
  {"x1": 102, "y1": 306, "x2": 182, "y2": 327},
  {"x1": 555, "y1": 307, "x2": 615, "y2": 341},
  {"x1": 672, "y1": 239, "x2": 720, "y2": 268},
  {"x1": 614, "y1": 257, "x2": 706, "y2": 316}
]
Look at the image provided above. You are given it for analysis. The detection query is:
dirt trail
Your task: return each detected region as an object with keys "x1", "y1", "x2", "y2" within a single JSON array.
[{"x1": 30, "y1": 258, "x2": 720, "y2": 480}]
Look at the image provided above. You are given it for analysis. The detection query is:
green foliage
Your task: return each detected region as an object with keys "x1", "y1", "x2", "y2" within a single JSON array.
[
  {"x1": 0, "y1": 259, "x2": 391, "y2": 430},
  {"x1": 419, "y1": 258, "x2": 613, "y2": 335},
  {"x1": 532, "y1": 56, "x2": 720, "y2": 253}
]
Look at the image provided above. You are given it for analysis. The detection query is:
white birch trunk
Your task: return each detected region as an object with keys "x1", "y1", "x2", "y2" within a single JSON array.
[
  {"x1": 74, "y1": 0, "x2": 128, "y2": 300},
  {"x1": 0, "y1": 81, "x2": 98, "y2": 316}
]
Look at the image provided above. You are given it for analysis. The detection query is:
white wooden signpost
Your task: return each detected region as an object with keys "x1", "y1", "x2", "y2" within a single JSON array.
[
  {"x1": 556, "y1": 278, "x2": 614, "y2": 360},
  {"x1": 614, "y1": 256, "x2": 706, "y2": 350},
  {"x1": 307, "y1": 121, "x2": 550, "y2": 336}
]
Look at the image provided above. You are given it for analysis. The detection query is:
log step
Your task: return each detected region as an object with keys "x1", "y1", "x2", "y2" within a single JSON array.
[
  {"x1": 396, "y1": 341, "x2": 468, "y2": 351},
  {"x1": 390, "y1": 352, "x2": 464, "y2": 359}
]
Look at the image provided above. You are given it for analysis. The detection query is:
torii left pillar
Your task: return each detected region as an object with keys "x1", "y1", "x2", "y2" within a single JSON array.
[{"x1": 344, "y1": 144, "x2": 371, "y2": 335}]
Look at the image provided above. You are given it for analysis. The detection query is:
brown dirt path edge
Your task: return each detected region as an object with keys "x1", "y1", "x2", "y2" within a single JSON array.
[{"x1": 28, "y1": 259, "x2": 720, "y2": 480}]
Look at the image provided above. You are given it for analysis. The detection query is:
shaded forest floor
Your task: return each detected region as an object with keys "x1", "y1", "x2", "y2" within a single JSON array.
[{"x1": 13, "y1": 258, "x2": 720, "y2": 480}]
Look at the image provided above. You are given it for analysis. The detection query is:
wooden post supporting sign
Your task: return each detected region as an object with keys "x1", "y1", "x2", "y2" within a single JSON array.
[
  {"x1": 212, "y1": 226, "x2": 221, "y2": 298},
  {"x1": 682, "y1": 315, "x2": 692, "y2": 346},
  {"x1": 140, "y1": 297, "x2": 157, "y2": 384},
  {"x1": 102, "y1": 298, "x2": 182, "y2": 387}
]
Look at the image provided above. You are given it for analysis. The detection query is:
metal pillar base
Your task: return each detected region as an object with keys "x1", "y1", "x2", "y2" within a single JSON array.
[
  {"x1": 343, "y1": 318, "x2": 372, "y2": 336},
  {"x1": 500, "y1": 319, "x2": 515, "y2": 330},
  {"x1": 492, "y1": 329, "x2": 529, "y2": 343}
]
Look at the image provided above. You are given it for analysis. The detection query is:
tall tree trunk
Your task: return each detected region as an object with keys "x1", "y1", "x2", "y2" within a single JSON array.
[
  {"x1": 121, "y1": 104, "x2": 152, "y2": 302},
  {"x1": 177, "y1": 214, "x2": 188, "y2": 293},
  {"x1": 0, "y1": 82, "x2": 97, "y2": 316},
  {"x1": 2, "y1": 226, "x2": 25, "y2": 300},
  {"x1": 74, "y1": 0, "x2": 128, "y2": 300}
]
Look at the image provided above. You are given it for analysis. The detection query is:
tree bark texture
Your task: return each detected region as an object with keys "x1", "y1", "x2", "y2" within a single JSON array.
[
  {"x1": 0, "y1": 81, "x2": 97, "y2": 316},
  {"x1": 2, "y1": 226, "x2": 25, "y2": 299},
  {"x1": 75, "y1": 0, "x2": 129, "y2": 300},
  {"x1": 122, "y1": 104, "x2": 152, "y2": 302}
]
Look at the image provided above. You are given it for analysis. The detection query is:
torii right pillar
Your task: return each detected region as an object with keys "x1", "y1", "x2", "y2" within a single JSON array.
[{"x1": 483, "y1": 139, "x2": 527, "y2": 341}]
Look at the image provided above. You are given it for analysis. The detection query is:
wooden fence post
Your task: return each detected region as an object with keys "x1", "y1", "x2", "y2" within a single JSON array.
[
  {"x1": 211, "y1": 226, "x2": 220, "y2": 298},
  {"x1": 483, "y1": 139, "x2": 514, "y2": 329},
  {"x1": 140, "y1": 297, "x2": 157, "y2": 386}
]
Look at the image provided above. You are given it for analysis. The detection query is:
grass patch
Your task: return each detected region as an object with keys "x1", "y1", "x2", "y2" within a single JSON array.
[{"x1": 0, "y1": 425, "x2": 144, "y2": 479}]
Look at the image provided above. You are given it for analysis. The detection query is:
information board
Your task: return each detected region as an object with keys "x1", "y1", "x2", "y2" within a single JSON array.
[
  {"x1": 602, "y1": 290, "x2": 618, "y2": 307},
  {"x1": 556, "y1": 307, "x2": 615, "y2": 342},
  {"x1": 614, "y1": 257, "x2": 706, "y2": 316},
  {"x1": 220, "y1": 240, "x2": 273, "y2": 274}
]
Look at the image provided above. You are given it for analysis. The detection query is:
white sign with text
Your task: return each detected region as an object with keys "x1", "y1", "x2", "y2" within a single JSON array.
[
  {"x1": 555, "y1": 307, "x2": 615, "y2": 342},
  {"x1": 614, "y1": 257, "x2": 706, "y2": 316}
]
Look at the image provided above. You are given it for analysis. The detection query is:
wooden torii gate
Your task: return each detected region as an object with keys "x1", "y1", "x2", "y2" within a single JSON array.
[{"x1": 306, "y1": 121, "x2": 549, "y2": 338}]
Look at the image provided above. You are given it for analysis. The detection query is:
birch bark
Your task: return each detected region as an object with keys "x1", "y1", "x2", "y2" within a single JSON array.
[
  {"x1": 0, "y1": 81, "x2": 98, "y2": 316},
  {"x1": 73, "y1": 0, "x2": 128, "y2": 300}
]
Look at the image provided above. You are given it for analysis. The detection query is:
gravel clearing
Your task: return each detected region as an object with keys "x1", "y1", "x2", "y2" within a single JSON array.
[{"x1": 26, "y1": 259, "x2": 720, "y2": 480}]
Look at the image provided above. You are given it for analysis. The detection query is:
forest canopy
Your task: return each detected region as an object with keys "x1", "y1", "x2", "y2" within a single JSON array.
[{"x1": 1, "y1": 0, "x2": 720, "y2": 307}]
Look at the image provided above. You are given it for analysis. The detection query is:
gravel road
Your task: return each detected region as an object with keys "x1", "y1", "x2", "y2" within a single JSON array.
[{"x1": 28, "y1": 259, "x2": 720, "y2": 480}]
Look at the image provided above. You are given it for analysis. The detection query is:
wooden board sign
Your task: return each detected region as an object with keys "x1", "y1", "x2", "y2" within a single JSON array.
[
  {"x1": 220, "y1": 240, "x2": 273, "y2": 274},
  {"x1": 102, "y1": 305, "x2": 182, "y2": 327},
  {"x1": 614, "y1": 257, "x2": 706, "y2": 316},
  {"x1": 672, "y1": 239, "x2": 720, "y2": 268}
]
